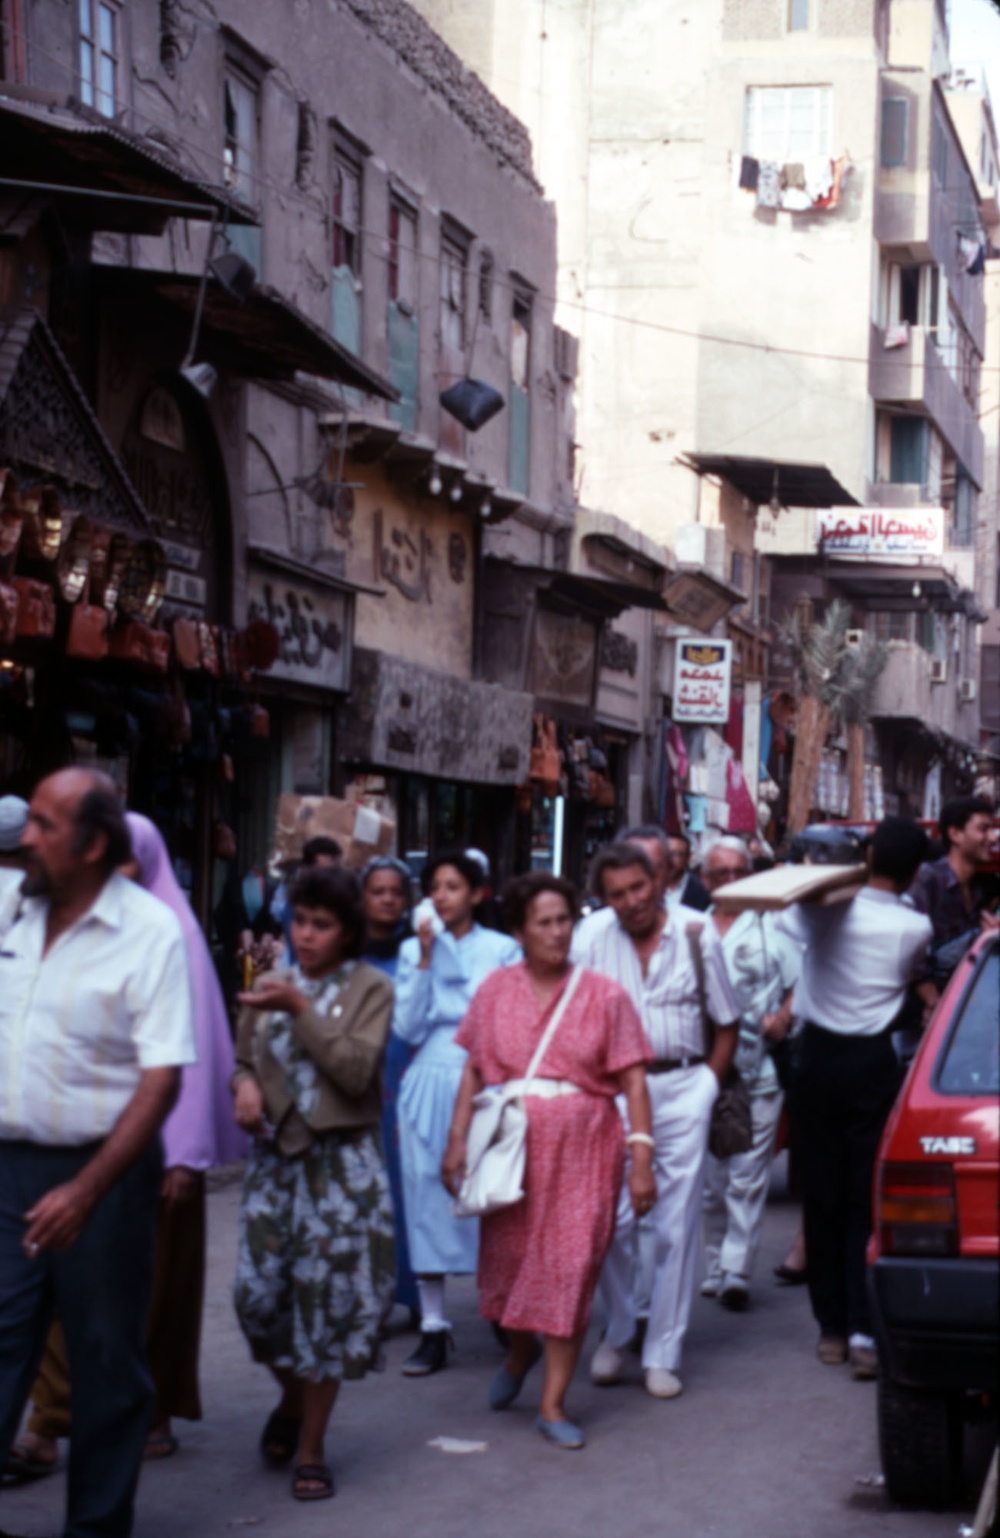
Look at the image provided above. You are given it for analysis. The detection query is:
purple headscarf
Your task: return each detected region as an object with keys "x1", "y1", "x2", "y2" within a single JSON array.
[{"x1": 127, "y1": 813, "x2": 246, "y2": 1170}]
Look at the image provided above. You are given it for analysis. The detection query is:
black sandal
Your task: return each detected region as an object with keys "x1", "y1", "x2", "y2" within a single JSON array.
[
  {"x1": 292, "y1": 1462, "x2": 335, "y2": 1502},
  {"x1": 260, "y1": 1409, "x2": 301, "y2": 1468}
]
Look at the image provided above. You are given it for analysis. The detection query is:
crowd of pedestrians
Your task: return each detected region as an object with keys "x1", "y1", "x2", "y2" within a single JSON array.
[{"x1": 0, "y1": 772, "x2": 995, "y2": 1531}]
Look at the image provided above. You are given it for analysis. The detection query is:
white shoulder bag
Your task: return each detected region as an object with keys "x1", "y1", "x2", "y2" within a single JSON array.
[{"x1": 453, "y1": 965, "x2": 583, "y2": 1219}]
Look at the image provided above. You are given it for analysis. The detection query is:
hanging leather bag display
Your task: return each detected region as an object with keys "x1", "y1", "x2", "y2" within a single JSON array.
[{"x1": 12, "y1": 577, "x2": 56, "y2": 639}]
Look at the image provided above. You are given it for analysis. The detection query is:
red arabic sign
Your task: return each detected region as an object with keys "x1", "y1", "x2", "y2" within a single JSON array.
[
  {"x1": 817, "y1": 507, "x2": 944, "y2": 557},
  {"x1": 673, "y1": 638, "x2": 732, "y2": 724}
]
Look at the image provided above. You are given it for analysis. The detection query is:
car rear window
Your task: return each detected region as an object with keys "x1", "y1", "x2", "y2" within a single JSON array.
[{"x1": 935, "y1": 947, "x2": 1000, "y2": 1096}]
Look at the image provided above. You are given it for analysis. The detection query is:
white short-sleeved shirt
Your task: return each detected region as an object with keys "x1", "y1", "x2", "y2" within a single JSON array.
[
  {"x1": 0, "y1": 871, "x2": 197, "y2": 1145},
  {"x1": 777, "y1": 887, "x2": 932, "y2": 1038},
  {"x1": 573, "y1": 902, "x2": 739, "y2": 1059},
  {"x1": 716, "y1": 909, "x2": 801, "y2": 1091}
]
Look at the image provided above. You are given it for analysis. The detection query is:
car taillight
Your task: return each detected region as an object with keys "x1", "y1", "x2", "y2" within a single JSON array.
[{"x1": 877, "y1": 1162, "x2": 958, "y2": 1258}]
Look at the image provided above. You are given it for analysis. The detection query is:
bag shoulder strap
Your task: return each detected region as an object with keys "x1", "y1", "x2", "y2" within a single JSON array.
[
  {"x1": 685, "y1": 921, "x2": 714, "y2": 1058},
  {"x1": 523, "y1": 964, "x2": 584, "y2": 1084}
]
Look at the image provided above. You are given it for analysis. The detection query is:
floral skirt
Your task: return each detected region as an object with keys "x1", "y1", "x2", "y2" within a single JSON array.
[{"x1": 234, "y1": 1129, "x2": 394, "y2": 1382}]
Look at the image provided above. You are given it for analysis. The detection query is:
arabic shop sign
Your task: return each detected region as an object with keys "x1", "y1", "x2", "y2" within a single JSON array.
[
  {"x1": 817, "y1": 507, "x2": 944, "y2": 558},
  {"x1": 673, "y1": 638, "x2": 732, "y2": 724},
  {"x1": 247, "y1": 569, "x2": 351, "y2": 692}
]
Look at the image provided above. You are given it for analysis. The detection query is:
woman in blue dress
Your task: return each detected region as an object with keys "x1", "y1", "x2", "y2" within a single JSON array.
[
  {"x1": 394, "y1": 849, "x2": 520, "y2": 1376},
  {"x1": 359, "y1": 856, "x2": 419, "y2": 1323}
]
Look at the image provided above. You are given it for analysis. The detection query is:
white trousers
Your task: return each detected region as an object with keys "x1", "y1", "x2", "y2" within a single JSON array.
[
  {"x1": 598, "y1": 1062, "x2": 718, "y2": 1373},
  {"x1": 702, "y1": 1089, "x2": 783, "y2": 1282}
]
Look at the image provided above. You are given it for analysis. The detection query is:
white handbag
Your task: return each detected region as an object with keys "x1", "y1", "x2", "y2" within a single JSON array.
[{"x1": 453, "y1": 965, "x2": 583, "y2": 1218}]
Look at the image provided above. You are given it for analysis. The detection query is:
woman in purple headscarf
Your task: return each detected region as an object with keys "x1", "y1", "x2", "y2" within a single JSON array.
[
  {"x1": 9, "y1": 815, "x2": 245, "y2": 1474},
  {"x1": 126, "y1": 812, "x2": 246, "y2": 1453}
]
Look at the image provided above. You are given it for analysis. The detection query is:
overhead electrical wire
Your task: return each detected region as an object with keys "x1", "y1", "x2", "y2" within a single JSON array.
[{"x1": 3, "y1": 21, "x2": 999, "y2": 388}]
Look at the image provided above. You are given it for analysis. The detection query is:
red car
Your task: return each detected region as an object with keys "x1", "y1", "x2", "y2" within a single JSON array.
[{"x1": 867, "y1": 929, "x2": 999, "y2": 1507}]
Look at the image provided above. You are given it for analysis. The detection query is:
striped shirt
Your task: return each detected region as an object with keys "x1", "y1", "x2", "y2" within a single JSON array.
[
  {"x1": 0, "y1": 871, "x2": 196, "y2": 1145},
  {"x1": 572, "y1": 902, "x2": 738, "y2": 1060}
]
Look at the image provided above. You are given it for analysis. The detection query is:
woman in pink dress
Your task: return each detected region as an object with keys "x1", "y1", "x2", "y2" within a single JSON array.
[{"x1": 443, "y1": 872, "x2": 655, "y2": 1450}]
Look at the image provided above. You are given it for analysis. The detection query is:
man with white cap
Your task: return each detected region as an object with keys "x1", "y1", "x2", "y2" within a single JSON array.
[{"x1": 0, "y1": 794, "x2": 28, "y2": 911}]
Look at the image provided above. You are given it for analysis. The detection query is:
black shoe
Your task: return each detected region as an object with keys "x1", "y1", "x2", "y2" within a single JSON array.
[{"x1": 402, "y1": 1329, "x2": 451, "y2": 1376}]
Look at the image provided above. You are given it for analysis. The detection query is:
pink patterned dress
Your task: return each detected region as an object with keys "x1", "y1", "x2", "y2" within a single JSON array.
[{"x1": 454, "y1": 964, "x2": 650, "y2": 1338}]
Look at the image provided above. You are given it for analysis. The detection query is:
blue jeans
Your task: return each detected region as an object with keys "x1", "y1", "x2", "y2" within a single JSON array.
[{"x1": 0, "y1": 1138, "x2": 160, "y2": 1537}]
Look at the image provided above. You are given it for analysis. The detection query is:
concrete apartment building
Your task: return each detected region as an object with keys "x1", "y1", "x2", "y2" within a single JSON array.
[
  {"x1": 413, "y1": 0, "x2": 998, "y2": 821},
  {"x1": 3, "y1": 0, "x2": 673, "y2": 899}
]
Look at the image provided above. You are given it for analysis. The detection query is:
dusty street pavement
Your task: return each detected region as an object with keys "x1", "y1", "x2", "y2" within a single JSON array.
[{"x1": 2, "y1": 1160, "x2": 989, "y2": 1538}]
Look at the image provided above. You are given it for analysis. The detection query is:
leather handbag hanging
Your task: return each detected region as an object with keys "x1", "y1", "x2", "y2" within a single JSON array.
[
  {"x1": 66, "y1": 554, "x2": 110, "y2": 662},
  {"x1": 173, "y1": 617, "x2": 201, "y2": 670},
  {"x1": 686, "y1": 921, "x2": 753, "y2": 1160},
  {"x1": 12, "y1": 577, "x2": 56, "y2": 639},
  {"x1": 67, "y1": 600, "x2": 109, "y2": 661},
  {"x1": 109, "y1": 620, "x2": 170, "y2": 673},
  {"x1": 0, "y1": 583, "x2": 19, "y2": 644}
]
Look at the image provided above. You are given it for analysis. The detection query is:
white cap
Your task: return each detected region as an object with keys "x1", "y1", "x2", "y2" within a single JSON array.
[
  {"x1": 0, "y1": 795, "x2": 28, "y2": 852},
  {"x1": 465, "y1": 847, "x2": 490, "y2": 881}
]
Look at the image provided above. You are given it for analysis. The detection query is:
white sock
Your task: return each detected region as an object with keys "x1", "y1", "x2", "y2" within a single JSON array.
[
  {"x1": 848, "y1": 1332, "x2": 876, "y2": 1350},
  {"x1": 417, "y1": 1279, "x2": 449, "y2": 1332}
]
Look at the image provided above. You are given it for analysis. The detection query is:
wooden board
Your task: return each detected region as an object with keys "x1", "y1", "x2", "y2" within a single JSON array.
[{"x1": 712, "y1": 863, "x2": 868, "y2": 913}]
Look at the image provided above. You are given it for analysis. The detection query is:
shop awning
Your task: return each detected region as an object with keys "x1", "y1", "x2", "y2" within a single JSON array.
[
  {"x1": 97, "y1": 268, "x2": 398, "y2": 398},
  {"x1": 823, "y1": 560, "x2": 976, "y2": 614},
  {"x1": 248, "y1": 544, "x2": 386, "y2": 598},
  {"x1": 548, "y1": 572, "x2": 668, "y2": 618},
  {"x1": 680, "y1": 452, "x2": 859, "y2": 509},
  {"x1": 0, "y1": 89, "x2": 255, "y2": 235}
]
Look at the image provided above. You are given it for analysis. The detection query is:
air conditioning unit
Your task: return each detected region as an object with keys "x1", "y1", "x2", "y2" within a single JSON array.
[
  {"x1": 845, "y1": 629, "x2": 864, "y2": 647},
  {"x1": 959, "y1": 678, "x2": 977, "y2": 703},
  {"x1": 930, "y1": 658, "x2": 948, "y2": 684},
  {"x1": 553, "y1": 326, "x2": 579, "y2": 383}
]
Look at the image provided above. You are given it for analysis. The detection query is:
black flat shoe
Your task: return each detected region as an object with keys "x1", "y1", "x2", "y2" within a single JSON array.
[
  {"x1": 402, "y1": 1329, "x2": 451, "y2": 1376},
  {"x1": 260, "y1": 1409, "x2": 302, "y2": 1467},
  {"x1": 773, "y1": 1263, "x2": 808, "y2": 1285}
]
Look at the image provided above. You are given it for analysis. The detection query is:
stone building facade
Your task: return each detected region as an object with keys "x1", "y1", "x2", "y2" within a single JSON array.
[{"x1": 0, "y1": 0, "x2": 610, "y2": 898}]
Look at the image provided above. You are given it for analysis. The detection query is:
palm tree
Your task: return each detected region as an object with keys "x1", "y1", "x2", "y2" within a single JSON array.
[
  {"x1": 781, "y1": 600, "x2": 887, "y2": 833},
  {"x1": 841, "y1": 638, "x2": 888, "y2": 819}
]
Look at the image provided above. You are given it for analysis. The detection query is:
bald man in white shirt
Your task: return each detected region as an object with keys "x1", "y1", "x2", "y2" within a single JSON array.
[
  {"x1": 575, "y1": 836, "x2": 739, "y2": 1399},
  {"x1": 0, "y1": 770, "x2": 195, "y2": 1538}
]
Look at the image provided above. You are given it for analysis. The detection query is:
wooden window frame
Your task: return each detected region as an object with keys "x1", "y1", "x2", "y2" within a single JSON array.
[{"x1": 79, "y1": 0, "x2": 121, "y2": 118}]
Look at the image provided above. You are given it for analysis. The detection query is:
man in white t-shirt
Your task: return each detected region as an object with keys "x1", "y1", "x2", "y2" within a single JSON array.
[
  {"x1": 0, "y1": 770, "x2": 195, "y2": 1536},
  {"x1": 778, "y1": 816, "x2": 932, "y2": 1380}
]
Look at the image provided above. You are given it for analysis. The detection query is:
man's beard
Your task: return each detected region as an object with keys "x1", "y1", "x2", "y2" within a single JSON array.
[{"x1": 20, "y1": 866, "x2": 51, "y2": 898}]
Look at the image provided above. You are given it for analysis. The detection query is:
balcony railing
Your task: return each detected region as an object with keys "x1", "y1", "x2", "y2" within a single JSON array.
[{"x1": 869, "y1": 324, "x2": 984, "y2": 485}]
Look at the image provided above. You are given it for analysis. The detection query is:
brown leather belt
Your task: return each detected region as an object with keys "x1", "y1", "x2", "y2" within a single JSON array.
[{"x1": 648, "y1": 1055, "x2": 705, "y2": 1074}]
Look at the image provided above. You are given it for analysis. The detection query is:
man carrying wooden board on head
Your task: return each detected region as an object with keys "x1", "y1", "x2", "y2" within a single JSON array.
[{"x1": 717, "y1": 818, "x2": 931, "y2": 1383}]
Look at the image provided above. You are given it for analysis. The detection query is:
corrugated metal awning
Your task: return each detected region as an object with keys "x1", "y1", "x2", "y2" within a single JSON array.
[{"x1": 0, "y1": 88, "x2": 256, "y2": 234}]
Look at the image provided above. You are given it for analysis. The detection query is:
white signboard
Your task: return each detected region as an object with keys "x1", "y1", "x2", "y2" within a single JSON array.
[
  {"x1": 247, "y1": 568, "x2": 351, "y2": 692},
  {"x1": 817, "y1": 507, "x2": 944, "y2": 558},
  {"x1": 673, "y1": 638, "x2": 732, "y2": 724}
]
